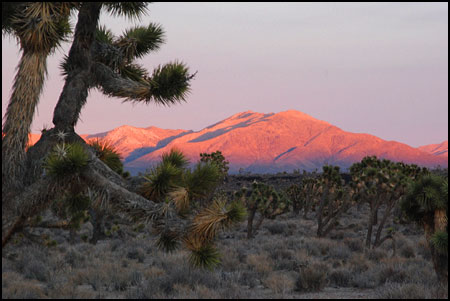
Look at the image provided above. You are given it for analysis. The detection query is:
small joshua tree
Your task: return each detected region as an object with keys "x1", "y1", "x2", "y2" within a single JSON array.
[
  {"x1": 140, "y1": 149, "x2": 246, "y2": 269},
  {"x1": 286, "y1": 170, "x2": 320, "y2": 218},
  {"x1": 401, "y1": 174, "x2": 448, "y2": 284},
  {"x1": 235, "y1": 181, "x2": 290, "y2": 239},
  {"x1": 315, "y1": 165, "x2": 354, "y2": 238},
  {"x1": 200, "y1": 150, "x2": 229, "y2": 181}
]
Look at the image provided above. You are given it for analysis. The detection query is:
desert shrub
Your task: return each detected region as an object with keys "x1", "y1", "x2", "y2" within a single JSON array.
[
  {"x1": 351, "y1": 262, "x2": 408, "y2": 288},
  {"x1": 375, "y1": 282, "x2": 435, "y2": 299},
  {"x1": 268, "y1": 246, "x2": 294, "y2": 261},
  {"x1": 348, "y1": 254, "x2": 371, "y2": 273},
  {"x1": 275, "y1": 259, "x2": 301, "y2": 271},
  {"x1": 146, "y1": 264, "x2": 221, "y2": 295},
  {"x1": 327, "y1": 244, "x2": 352, "y2": 260},
  {"x1": 265, "y1": 221, "x2": 289, "y2": 235},
  {"x1": 217, "y1": 283, "x2": 251, "y2": 299},
  {"x1": 399, "y1": 244, "x2": 416, "y2": 258},
  {"x1": 22, "y1": 260, "x2": 50, "y2": 282},
  {"x1": 127, "y1": 246, "x2": 146, "y2": 263},
  {"x1": 263, "y1": 272, "x2": 295, "y2": 294},
  {"x1": 2, "y1": 280, "x2": 47, "y2": 299},
  {"x1": 343, "y1": 237, "x2": 364, "y2": 252},
  {"x1": 295, "y1": 262, "x2": 329, "y2": 292},
  {"x1": 246, "y1": 253, "x2": 273, "y2": 277},
  {"x1": 328, "y1": 267, "x2": 353, "y2": 287},
  {"x1": 64, "y1": 249, "x2": 87, "y2": 268},
  {"x1": 416, "y1": 237, "x2": 432, "y2": 260},
  {"x1": 366, "y1": 248, "x2": 387, "y2": 261},
  {"x1": 239, "y1": 270, "x2": 260, "y2": 288}
]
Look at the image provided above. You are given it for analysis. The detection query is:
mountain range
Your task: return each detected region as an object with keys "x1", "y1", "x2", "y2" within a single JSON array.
[{"x1": 28, "y1": 110, "x2": 448, "y2": 175}]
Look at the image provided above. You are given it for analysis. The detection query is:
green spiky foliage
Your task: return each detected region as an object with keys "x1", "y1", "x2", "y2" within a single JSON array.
[
  {"x1": 191, "y1": 198, "x2": 247, "y2": 241},
  {"x1": 314, "y1": 165, "x2": 354, "y2": 238},
  {"x1": 350, "y1": 156, "x2": 428, "y2": 248},
  {"x1": 141, "y1": 161, "x2": 182, "y2": 201},
  {"x1": 2, "y1": 2, "x2": 74, "y2": 197},
  {"x1": 235, "y1": 181, "x2": 290, "y2": 239},
  {"x1": 88, "y1": 139, "x2": 129, "y2": 178},
  {"x1": 184, "y1": 162, "x2": 222, "y2": 205},
  {"x1": 200, "y1": 150, "x2": 230, "y2": 180},
  {"x1": 401, "y1": 174, "x2": 448, "y2": 284},
  {"x1": 103, "y1": 2, "x2": 149, "y2": 20},
  {"x1": 44, "y1": 142, "x2": 89, "y2": 178},
  {"x1": 59, "y1": 13, "x2": 195, "y2": 106},
  {"x1": 162, "y1": 148, "x2": 190, "y2": 170},
  {"x1": 141, "y1": 149, "x2": 242, "y2": 268},
  {"x1": 184, "y1": 234, "x2": 221, "y2": 270},
  {"x1": 51, "y1": 193, "x2": 91, "y2": 230}
]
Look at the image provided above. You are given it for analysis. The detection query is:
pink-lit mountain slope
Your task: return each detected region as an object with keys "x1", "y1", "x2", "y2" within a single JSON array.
[
  {"x1": 84, "y1": 125, "x2": 191, "y2": 162},
  {"x1": 125, "y1": 110, "x2": 448, "y2": 174},
  {"x1": 418, "y1": 141, "x2": 448, "y2": 158},
  {"x1": 26, "y1": 126, "x2": 191, "y2": 163}
]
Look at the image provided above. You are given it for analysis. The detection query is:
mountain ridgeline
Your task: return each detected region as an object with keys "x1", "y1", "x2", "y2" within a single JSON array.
[{"x1": 29, "y1": 110, "x2": 448, "y2": 175}]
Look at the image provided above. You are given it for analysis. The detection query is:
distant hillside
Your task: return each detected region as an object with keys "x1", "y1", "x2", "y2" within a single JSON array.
[{"x1": 26, "y1": 110, "x2": 448, "y2": 175}]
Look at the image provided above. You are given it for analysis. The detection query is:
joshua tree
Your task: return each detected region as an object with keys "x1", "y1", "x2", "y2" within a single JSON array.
[
  {"x1": 314, "y1": 165, "x2": 354, "y2": 238},
  {"x1": 401, "y1": 174, "x2": 448, "y2": 284},
  {"x1": 200, "y1": 150, "x2": 230, "y2": 180},
  {"x1": 140, "y1": 149, "x2": 246, "y2": 268},
  {"x1": 235, "y1": 181, "x2": 290, "y2": 239},
  {"x1": 2, "y1": 3, "x2": 74, "y2": 198},
  {"x1": 1, "y1": 2, "x2": 199, "y2": 254},
  {"x1": 350, "y1": 156, "x2": 427, "y2": 248},
  {"x1": 286, "y1": 170, "x2": 320, "y2": 218}
]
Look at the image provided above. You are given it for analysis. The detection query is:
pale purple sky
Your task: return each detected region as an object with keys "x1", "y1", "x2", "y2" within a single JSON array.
[{"x1": 2, "y1": 3, "x2": 448, "y2": 147}]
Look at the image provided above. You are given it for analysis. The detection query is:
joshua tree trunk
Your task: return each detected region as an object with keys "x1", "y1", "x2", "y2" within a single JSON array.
[
  {"x1": 247, "y1": 208, "x2": 257, "y2": 239},
  {"x1": 2, "y1": 52, "x2": 47, "y2": 199},
  {"x1": 422, "y1": 213, "x2": 448, "y2": 285}
]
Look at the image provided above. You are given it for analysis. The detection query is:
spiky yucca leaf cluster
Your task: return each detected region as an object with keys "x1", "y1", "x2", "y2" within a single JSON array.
[
  {"x1": 5, "y1": 2, "x2": 74, "y2": 53},
  {"x1": 156, "y1": 229, "x2": 181, "y2": 253},
  {"x1": 431, "y1": 230, "x2": 448, "y2": 254},
  {"x1": 88, "y1": 139, "x2": 129, "y2": 178},
  {"x1": 162, "y1": 148, "x2": 190, "y2": 170},
  {"x1": 402, "y1": 174, "x2": 447, "y2": 221},
  {"x1": 141, "y1": 162, "x2": 183, "y2": 201},
  {"x1": 44, "y1": 142, "x2": 89, "y2": 178},
  {"x1": 103, "y1": 2, "x2": 149, "y2": 20},
  {"x1": 191, "y1": 198, "x2": 247, "y2": 241},
  {"x1": 184, "y1": 235, "x2": 221, "y2": 270}
]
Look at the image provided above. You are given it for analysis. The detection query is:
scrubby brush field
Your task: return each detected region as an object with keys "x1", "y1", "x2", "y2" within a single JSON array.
[{"x1": 2, "y1": 175, "x2": 448, "y2": 299}]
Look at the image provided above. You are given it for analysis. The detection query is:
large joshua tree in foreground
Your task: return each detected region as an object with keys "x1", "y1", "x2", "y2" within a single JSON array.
[
  {"x1": 2, "y1": 2, "x2": 74, "y2": 197},
  {"x1": 2, "y1": 3, "x2": 239, "y2": 268}
]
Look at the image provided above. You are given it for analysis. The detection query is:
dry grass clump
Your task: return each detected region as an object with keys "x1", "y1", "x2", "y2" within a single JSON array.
[
  {"x1": 246, "y1": 252, "x2": 273, "y2": 277},
  {"x1": 295, "y1": 262, "x2": 329, "y2": 292},
  {"x1": 263, "y1": 271, "x2": 296, "y2": 294}
]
